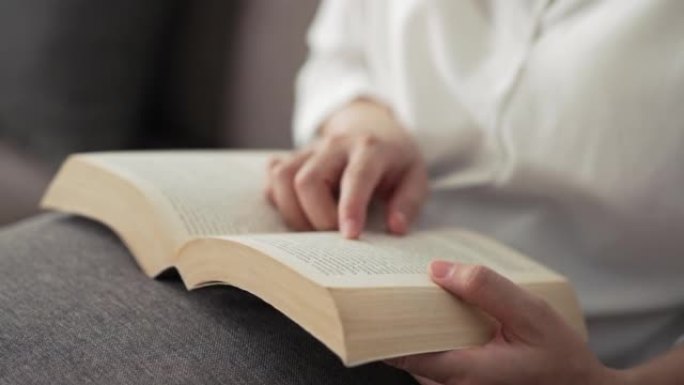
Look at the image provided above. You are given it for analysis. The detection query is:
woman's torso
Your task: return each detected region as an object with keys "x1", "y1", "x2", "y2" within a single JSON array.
[{"x1": 360, "y1": 0, "x2": 684, "y2": 367}]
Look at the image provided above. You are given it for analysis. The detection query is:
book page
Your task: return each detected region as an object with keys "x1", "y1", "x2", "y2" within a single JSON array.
[
  {"x1": 227, "y1": 229, "x2": 561, "y2": 288},
  {"x1": 85, "y1": 151, "x2": 288, "y2": 237}
]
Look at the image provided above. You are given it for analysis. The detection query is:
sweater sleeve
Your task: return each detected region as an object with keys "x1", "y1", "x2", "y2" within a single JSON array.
[{"x1": 292, "y1": 0, "x2": 383, "y2": 147}]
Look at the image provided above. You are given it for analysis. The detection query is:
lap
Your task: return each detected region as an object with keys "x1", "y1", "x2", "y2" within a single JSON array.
[{"x1": 0, "y1": 214, "x2": 415, "y2": 385}]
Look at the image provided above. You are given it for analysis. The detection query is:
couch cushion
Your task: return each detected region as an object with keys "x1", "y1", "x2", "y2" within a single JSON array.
[{"x1": 0, "y1": 214, "x2": 416, "y2": 384}]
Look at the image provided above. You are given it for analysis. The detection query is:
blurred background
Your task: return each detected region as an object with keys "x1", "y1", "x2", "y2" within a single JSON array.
[{"x1": 0, "y1": 0, "x2": 318, "y2": 226}]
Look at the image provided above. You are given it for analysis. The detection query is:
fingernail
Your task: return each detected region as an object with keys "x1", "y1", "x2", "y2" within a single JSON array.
[
  {"x1": 430, "y1": 261, "x2": 454, "y2": 279},
  {"x1": 341, "y1": 218, "x2": 358, "y2": 239},
  {"x1": 389, "y1": 211, "x2": 408, "y2": 234}
]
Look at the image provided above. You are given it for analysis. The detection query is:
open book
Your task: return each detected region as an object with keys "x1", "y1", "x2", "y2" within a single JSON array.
[{"x1": 41, "y1": 151, "x2": 586, "y2": 366}]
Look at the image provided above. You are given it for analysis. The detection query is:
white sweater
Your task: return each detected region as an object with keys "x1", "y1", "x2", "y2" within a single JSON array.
[{"x1": 293, "y1": 0, "x2": 684, "y2": 367}]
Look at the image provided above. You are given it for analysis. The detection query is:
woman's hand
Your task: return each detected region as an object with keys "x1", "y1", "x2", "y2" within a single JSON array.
[
  {"x1": 266, "y1": 100, "x2": 428, "y2": 239},
  {"x1": 387, "y1": 261, "x2": 627, "y2": 385}
]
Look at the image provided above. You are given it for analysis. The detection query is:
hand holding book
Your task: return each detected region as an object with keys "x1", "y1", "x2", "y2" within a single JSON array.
[{"x1": 388, "y1": 261, "x2": 623, "y2": 385}]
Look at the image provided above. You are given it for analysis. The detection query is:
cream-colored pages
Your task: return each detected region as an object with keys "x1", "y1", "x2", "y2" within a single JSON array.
[
  {"x1": 225, "y1": 229, "x2": 562, "y2": 288},
  {"x1": 76, "y1": 150, "x2": 288, "y2": 237}
]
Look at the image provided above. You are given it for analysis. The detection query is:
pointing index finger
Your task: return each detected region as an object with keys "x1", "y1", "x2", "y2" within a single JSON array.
[{"x1": 338, "y1": 145, "x2": 385, "y2": 239}]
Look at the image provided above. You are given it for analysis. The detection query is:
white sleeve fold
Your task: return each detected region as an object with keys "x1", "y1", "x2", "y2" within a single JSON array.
[{"x1": 292, "y1": 0, "x2": 382, "y2": 147}]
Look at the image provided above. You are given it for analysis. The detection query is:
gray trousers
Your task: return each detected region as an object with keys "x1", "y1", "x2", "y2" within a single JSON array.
[{"x1": 0, "y1": 214, "x2": 417, "y2": 385}]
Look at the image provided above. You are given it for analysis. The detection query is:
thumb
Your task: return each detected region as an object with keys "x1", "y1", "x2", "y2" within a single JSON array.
[{"x1": 429, "y1": 261, "x2": 545, "y2": 339}]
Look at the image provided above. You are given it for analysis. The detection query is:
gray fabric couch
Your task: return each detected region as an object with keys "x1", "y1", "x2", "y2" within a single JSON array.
[
  {"x1": 0, "y1": 0, "x2": 314, "y2": 225},
  {"x1": 0, "y1": 214, "x2": 415, "y2": 384}
]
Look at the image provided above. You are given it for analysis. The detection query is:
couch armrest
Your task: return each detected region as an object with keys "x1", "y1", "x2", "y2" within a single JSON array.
[{"x1": 0, "y1": 141, "x2": 51, "y2": 226}]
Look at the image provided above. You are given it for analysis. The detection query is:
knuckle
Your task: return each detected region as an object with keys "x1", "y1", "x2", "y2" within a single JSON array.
[
  {"x1": 320, "y1": 133, "x2": 346, "y2": 149},
  {"x1": 356, "y1": 133, "x2": 380, "y2": 148},
  {"x1": 272, "y1": 162, "x2": 297, "y2": 181},
  {"x1": 294, "y1": 169, "x2": 320, "y2": 190}
]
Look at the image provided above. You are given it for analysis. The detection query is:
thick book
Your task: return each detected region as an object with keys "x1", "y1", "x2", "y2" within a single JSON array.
[{"x1": 41, "y1": 151, "x2": 586, "y2": 366}]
